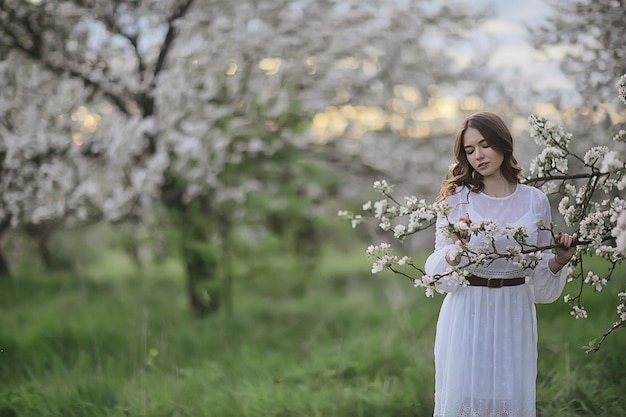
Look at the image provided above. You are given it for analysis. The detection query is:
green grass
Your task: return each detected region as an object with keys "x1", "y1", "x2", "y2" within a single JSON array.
[{"x1": 0, "y1": 248, "x2": 625, "y2": 417}]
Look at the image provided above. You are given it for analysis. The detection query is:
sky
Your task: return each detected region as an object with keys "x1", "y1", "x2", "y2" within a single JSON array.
[
  {"x1": 467, "y1": 0, "x2": 575, "y2": 100},
  {"x1": 312, "y1": 0, "x2": 579, "y2": 143}
]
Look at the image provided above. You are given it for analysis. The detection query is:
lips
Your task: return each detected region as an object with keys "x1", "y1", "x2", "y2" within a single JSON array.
[{"x1": 477, "y1": 162, "x2": 489, "y2": 170}]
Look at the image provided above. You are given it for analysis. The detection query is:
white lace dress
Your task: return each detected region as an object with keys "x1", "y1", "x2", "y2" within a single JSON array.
[{"x1": 425, "y1": 184, "x2": 567, "y2": 417}]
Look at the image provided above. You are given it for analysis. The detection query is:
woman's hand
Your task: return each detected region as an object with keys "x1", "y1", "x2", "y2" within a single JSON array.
[
  {"x1": 452, "y1": 214, "x2": 472, "y2": 245},
  {"x1": 446, "y1": 214, "x2": 471, "y2": 266},
  {"x1": 550, "y1": 232, "x2": 578, "y2": 272}
]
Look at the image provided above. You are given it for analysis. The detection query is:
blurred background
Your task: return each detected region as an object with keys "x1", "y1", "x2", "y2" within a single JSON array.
[{"x1": 1, "y1": 0, "x2": 624, "y2": 416}]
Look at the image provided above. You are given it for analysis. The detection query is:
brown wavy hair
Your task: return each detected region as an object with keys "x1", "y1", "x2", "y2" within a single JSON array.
[{"x1": 436, "y1": 111, "x2": 522, "y2": 201}]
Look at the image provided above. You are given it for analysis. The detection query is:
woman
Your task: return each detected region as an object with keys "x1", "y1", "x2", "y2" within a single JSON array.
[{"x1": 425, "y1": 111, "x2": 577, "y2": 417}]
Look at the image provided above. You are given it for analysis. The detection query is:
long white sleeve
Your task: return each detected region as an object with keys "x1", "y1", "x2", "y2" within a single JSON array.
[
  {"x1": 424, "y1": 230, "x2": 459, "y2": 293},
  {"x1": 424, "y1": 192, "x2": 466, "y2": 293},
  {"x1": 529, "y1": 193, "x2": 567, "y2": 304}
]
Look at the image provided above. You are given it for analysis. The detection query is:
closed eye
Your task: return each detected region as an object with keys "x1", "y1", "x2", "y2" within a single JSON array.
[{"x1": 464, "y1": 142, "x2": 490, "y2": 155}]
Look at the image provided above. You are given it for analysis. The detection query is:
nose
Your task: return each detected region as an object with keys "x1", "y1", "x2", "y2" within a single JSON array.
[{"x1": 474, "y1": 148, "x2": 484, "y2": 159}]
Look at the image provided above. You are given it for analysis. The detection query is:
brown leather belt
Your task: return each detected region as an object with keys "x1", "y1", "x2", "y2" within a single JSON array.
[{"x1": 466, "y1": 275, "x2": 526, "y2": 288}]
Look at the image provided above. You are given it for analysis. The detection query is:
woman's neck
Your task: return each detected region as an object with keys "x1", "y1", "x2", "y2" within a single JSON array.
[{"x1": 482, "y1": 174, "x2": 517, "y2": 197}]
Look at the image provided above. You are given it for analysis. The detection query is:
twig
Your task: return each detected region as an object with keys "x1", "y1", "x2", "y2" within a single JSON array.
[{"x1": 587, "y1": 320, "x2": 626, "y2": 353}]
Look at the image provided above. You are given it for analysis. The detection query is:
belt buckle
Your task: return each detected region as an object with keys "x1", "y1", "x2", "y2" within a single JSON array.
[{"x1": 487, "y1": 278, "x2": 503, "y2": 288}]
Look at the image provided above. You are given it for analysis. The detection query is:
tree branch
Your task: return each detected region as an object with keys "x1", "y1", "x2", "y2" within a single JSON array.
[
  {"x1": 131, "y1": 0, "x2": 196, "y2": 118},
  {"x1": 587, "y1": 320, "x2": 626, "y2": 353},
  {"x1": 523, "y1": 172, "x2": 609, "y2": 185},
  {"x1": 152, "y1": 0, "x2": 195, "y2": 83},
  {"x1": 1, "y1": 15, "x2": 132, "y2": 114}
]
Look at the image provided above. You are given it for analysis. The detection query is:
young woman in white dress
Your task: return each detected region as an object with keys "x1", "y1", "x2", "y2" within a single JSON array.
[{"x1": 425, "y1": 112, "x2": 577, "y2": 417}]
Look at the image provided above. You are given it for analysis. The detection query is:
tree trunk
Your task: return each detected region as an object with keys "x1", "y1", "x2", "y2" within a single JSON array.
[
  {"x1": 217, "y1": 210, "x2": 233, "y2": 315},
  {"x1": 182, "y1": 237, "x2": 220, "y2": 316},
  {"x1": 178, "y1": 200, "x2": 221, "y2": 316},
  {"x1": 0, "y1": 221, "x2": 11, "y2": 278},
  {"x1": 0, "y1": 248, "x2": 11, "y2": 278},
  {"x1": 37, "y1": 232, "x2": 52, "y2": 269}
]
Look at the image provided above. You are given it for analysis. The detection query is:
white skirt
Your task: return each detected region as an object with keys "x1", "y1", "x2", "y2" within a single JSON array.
[{"x1": 434, "y1": 284, "x2": 537, "y2": 417}]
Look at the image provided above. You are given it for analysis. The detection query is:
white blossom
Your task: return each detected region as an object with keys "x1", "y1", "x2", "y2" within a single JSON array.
[
  {"x1": 373, "y1": 199, "x2": 388, "y2": 219},
  {"x1": 529, "y1": 146, "x2": 568, "y2": 177},
  {"x1": 371, "y1": 260, "x2": 384, "y2": 274},
  {"x1": 599, "y1": 150, "x2": 624, "y2": 174},
  {"x1": 618, "y1": 292, "x2": 626, "y2": 322},
  {"x1": 619, "y1": 74, "x2": 626, "y2": 105},
  {"x1": 373, "y1": 180, "x2": 393, "y2": 193},
  {"x1": 453, "y1": 220, "x2": 470, "y2": 233},
  {"x1": 612, "y1": 209, "x2": 626, "y2": 254},
  {"x1": 571, "y1": 305, "x2": 588, "y2": 319},
  {"x1": 351, "y1": 215, "x2": 363, "y2": 229},
  {"x1": 583, "y1": 146, "x2": 610, "y2": 166},
  {"x1": 584, "y1": 271, "x2": 607, "y2": 292},
  {"x1": 612, "y1": 129, "x2": 626, "y2": 143},
  {"x1": 528, "y1": 114, "x2": 572, "y2": 148},
  {"x1": 393, "y1": 224, "x2": 406, "y2": 238},
  {"x1": 379, "y1": 217, "x2": 392, "y2": 231},
  {"x1": 540, "y1": 181, "x2": 559, "y2": 194},
  {"x1": 579, "y1": 210, "x2": 609, "y2": 246},
  {"x1": 447, "y1": 242, "x2": 464, "y2": 262}
]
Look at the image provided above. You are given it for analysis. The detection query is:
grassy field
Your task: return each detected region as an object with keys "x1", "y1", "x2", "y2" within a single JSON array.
[{"x1": 1, "y1": 246, "x2": 625, "y2": 417}]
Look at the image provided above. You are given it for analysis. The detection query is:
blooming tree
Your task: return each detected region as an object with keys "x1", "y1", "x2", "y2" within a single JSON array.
[
  {"x1": 340, "y1": 76, "x2": 626, "y2": 350},
  {"x1": 531, "y1": 0, "x2": 626, "y2": 107},
  {"x1": 0, "y1": 0, "x2": 487, "y2": 311}
]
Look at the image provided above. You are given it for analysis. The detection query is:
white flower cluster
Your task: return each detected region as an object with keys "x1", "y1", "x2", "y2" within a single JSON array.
[
  {"x1": 594, "y1": 244, "x2": 624, "y2": 262},
  {"x1": 367, "y1": 199, "x2": 382, "y2": 217},
  {"x1": 447, "y1": 241, "x2": 465, "y2": 262},
  {"x1": 372, "y1": 180, "x2": 393, "y2": 193},
  {"x1": 440, "y1": 218, "x2": 529, "y2": 247},
  {"x1": 413, "y1": 274, "x2": 437, "y2": 298},
  {"x1": 538, "y1": 181, "x2": 559, "y2": 194},
  {"x1": 438, "y1": 217, "x2": 542, "y2": 269},
  {"x1": 613, "y1": 130, "x2": 626, "y2": 143},
  {"x1": 579, "y1": 215, "x2": 602, "y2": 247},
  {"x1": 359, "y1": 183, "x2": 439, "y2": 239},
  {"x1": 366, "y1": 242, "x2": 408, "y2": 274},
  {"x1": 366, "y1": 242, "x2": 392, "y2": 273},
  {"x1": 617, "y1": 292, "x2": 626, "y2": 322},
  {"x1": 527, "y1": 115, "x2": 574, "y2": 181},
  {"x1": 600, "y1": 150, "x2": 624, "y2": 174},
  {"x1": 571, "y1": 305, "x2": 588, "y2": 320},
  {"x1": 529, "y1": 146, "x2": 568, "y2": 177},
  {"x1": 403, "y1": 197, "x2": 438, "y2": 236},
  {"x1": 558, "y1": 196, "x2": 577, "y2": 227},
  {"x1": 583, "y1": 271, "x2": 608, "y2": 292},
  {"x1": 613, "y1": 208, "x2": 626, "y2": 254},
  {"x1": 528, "y1": 114, "x2": 572, "y2": 148},
  {"x1": 337, "y1": 210, "x2": 365, "y2": 229},
  {"x1": 576, "y1": 197, "x2": 626, "y2": 259},
  {"x1": 557, "y1": 183, "x2": 590, "y2": 226},
  {"x1": 565, "y1": 253, "x2": 580, "y2": 283},
  {"x1": 618, "y1": 74, "x2": 626, "y2": 105},
  {"x1": 512, "y1": 250, "x2": 544, "y2": 269},
  {"x1": 583, "y1": 146, "x2": 610, "y2": 166},
  {"x1": 471, "y1": 219, "x2": 502, "y2": 238},
  {"x1": 414, "y1": 269, "x2": 469, "y2": 299}
]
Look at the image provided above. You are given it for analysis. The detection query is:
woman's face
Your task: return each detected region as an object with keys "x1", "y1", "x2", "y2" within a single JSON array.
[{"x1": 462, "y1": 127, "x2": 504, "y2": 179}]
